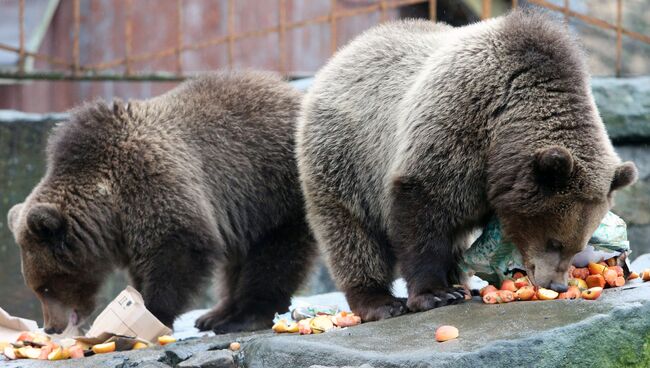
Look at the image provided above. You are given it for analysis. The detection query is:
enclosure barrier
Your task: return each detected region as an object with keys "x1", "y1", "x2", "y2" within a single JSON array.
[{"x1": 0, "y1": 0, "x2": 648, "y2": 81}]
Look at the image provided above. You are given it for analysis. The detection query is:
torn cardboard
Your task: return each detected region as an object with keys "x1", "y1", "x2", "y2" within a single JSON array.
[
  {"x1": 0, "y1": 307, "x2": 38, "y2": 342},
  {"x1": 79, "y1": 286, "x2": 171, "y2": 344}
]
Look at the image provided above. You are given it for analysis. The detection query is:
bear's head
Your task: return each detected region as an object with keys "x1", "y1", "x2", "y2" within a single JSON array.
[
  {"x1": 494, "y1": 146, "x2": 637, "y2": 292},
  {"x1": 7, "y1": 102, "x2": 122, "y2": 334},
  {"x1": 8, "y1": 202, "x2": 110, "y2": 334}
]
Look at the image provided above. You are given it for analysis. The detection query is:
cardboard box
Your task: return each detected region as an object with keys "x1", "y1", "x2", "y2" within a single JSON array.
[
  {"x1": 0, "y1": 307, "x2": 38, "y2": 342},
  {"x1": 81, "y1": 286, "x2": 171, "y2": 344}
]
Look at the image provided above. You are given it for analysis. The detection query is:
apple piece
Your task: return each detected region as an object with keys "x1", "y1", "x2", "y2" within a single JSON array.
[
  {"x1": 628, "y1": 272, "x2": 639, "y2": 280},
  {"x1": 17, "y1": 346, "x2": 41, "y2": 359},
  {"x1": 310, "y1": 315, "x2": 335, "y2": 334},
  {"x1": 641, "y1": 269, "x2": 650, "y2": 281},
  {"x1": 610, "y1": 265, "x2": 624, "y2": 277},
  {"x1": 272, "y1": 320, "x2": 289, "y2": 333},
  {"x1": 614, "y1": 276, "x2": 625, "y2": 287},
  {"x1": 132, "y1": 342, "x2": 148, "y2": 350},
  {"x1": 515, "y1": 285, "x2": 535, "y2": 301},
  {"x1": 16, "y1": 332, "x2": 34, "y2": 342},
  {"x1": 4, "y1": 346, "x2": 17, "y2": 360},
  {"x1": 558, "y1": 286, "x2": 581, "y2": 300},
  {"x1": 581, "y1": 287, "x2": 603, "y2": 300},
  {"x1": 229, "y1": 342, "x2": 241, "y2": 351},
  {"x1": 68, "y1": 345, "x2": 84, "y2": 359},
  {"x1": 47, "y1": 347, "x2": 70, "y2": 360},
  {"x1": 500, "y1": 280, "x2": 517, "y2": 292},
  {"x1": 92, "y1": 342, "x2": 116, "y2": 354},
  {"x1": 497, "y1": 290, "x2": 515, "y2": 303},
  {"x1": 588, "y1": 262, "x2": 607, "y2": 276},
  {"x1": 482, "y1": 291, "x2": 500, "y2": 304},
  {"x1": 512, "y1": 271, "x2": 525, "y2": 280},
  {"x1": 586, "y1": 274, "x2": 606, "y2": 289},
  {"x1": 435, "y1": 325, "x2": 459, "y2": 342},
  {"x1": 536, "y1": 288, "x2": 559, "y2": 300},
  {"x1": 514, "y1": 277, "x2": 530, "y2": 289},
  {"x1": 603, "y1": 268, "x2": 618, "y2": 287},
  {"x1": 333, "y1": 312, "x2": 361, "y2": 327},
  {"x1": 157, "y1": 336, "x2": 176, "y2": 346},
  {"x1": 298, "y1": 318, "x2": 312, "y2": 334},
  {"x1": 571, "y1": 267, "x2": 590, "y2": 280},
  {"x1": 568, "y1": 278, "x2": 588, "y2": 291},
  {"x1": 480, "y1": 285, "x2": 497, "y2": 297},
  {"x1": 39, "y1": 342, "x2": 57, "y2": 360}
]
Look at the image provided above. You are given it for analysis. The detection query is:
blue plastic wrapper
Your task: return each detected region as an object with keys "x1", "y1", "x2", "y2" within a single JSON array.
[{"x1": 460, "y1": 211, "x2": 630, "y2": 285}]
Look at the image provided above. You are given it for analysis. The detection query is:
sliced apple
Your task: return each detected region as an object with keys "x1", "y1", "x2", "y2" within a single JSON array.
[
  {"x1": 3, "y1": 346, "x2": 17, "y2": 360},
  {"x1": 47, "y1": 347, "x2": 70, "y2": 360},
  {"x1": 92, "y1": 341, "x2": 116, "y2": 354},
  {"x1": 500, "y1": 279, "x2": 517, "y2": 292},
  {"x1": 628, "y1": 272, "x2": 639, "y2": 280},
  {"x1": 558, "y1": 286, "x2": 581, "y2": 300},
  {"x1": 132, "y1": 342, "x2": 149, "y2": 350},
  {"x1": 603, "y1": 268, "x2": 618, "y2": 287},
  {"x1": 571, "y1": 267, "x2": 590, "y2": 280},
  {"x1": 581, "y1": 287, "x2": 603, "y2": 300},
  {"x1": 482, "y1": 291, "x2": 500, "y2": 304},
  {"x1": 17, "y1": 346, "x2": 41, "y2": 359},
  {"x1": 497, "y1": 290, "x2": 515, "y2": 303},
  {"x1": 588, "y1": 262, "x2": 607, "y2": 276},
  {"x1": 586, "y1": 274, "x2": 606, "y2": 289},
  {"x1": 515, "y1": 285, "x2": 535, "y2": 301},
  {"x1": 298, "y1": 318, "x2": 312, "y2": 334},
  {"x1": 568, "y1": 278, "x2": 588, "y2": 291},
  {"x1": 514, "y1": 277, "x2": 530, "y2": 289},
  {"x1": 536, "y1": 288, "x2": 559, "y2": 300},
  {"x1": 480, "y1": 285, "x2": 497, "y2": 297},
  {"x1": 157, "y1": 336, "x2": 176, "y2": 346},
  {"x1": 68, "y1": 345, "x2": 84, "y2": 359}
]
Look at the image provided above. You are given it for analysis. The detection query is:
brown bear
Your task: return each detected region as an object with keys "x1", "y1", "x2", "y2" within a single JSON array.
[
  {"x1": 8, "y1": 71, "x2": 315, "y2": 334},
  {"x1": 296, "y1": 10, "x2": 637, "y2": 322}
]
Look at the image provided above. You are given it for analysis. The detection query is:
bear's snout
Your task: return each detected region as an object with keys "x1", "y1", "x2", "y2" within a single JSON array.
[{"x1": 549, "y1": 282, "x2": 568, "y2": 293}]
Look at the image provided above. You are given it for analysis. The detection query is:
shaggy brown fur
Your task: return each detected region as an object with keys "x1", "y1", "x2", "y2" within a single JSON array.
[
  {"x1": 8, "y1": 71, "x2": 315, "y2": 334},
  {"x1": 297, "y1": 10, "x2": 637, "y2": 321}
]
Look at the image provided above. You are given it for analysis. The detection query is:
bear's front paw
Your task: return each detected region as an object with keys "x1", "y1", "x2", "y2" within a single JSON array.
[
  {"x1": 407, "y1": 287, "x2": 467, "y2": 312},
  {"x1": 348, "y1": 293, "x2": 408, "y2": 322},
  {"x1": 195, "y1": 309, "x2": 229, "y2": 331}
]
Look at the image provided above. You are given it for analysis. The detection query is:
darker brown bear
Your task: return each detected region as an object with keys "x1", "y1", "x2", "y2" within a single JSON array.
[
  {"x1": 8, "y1": 71, "x2": 315, "y2": 334},
  {"x1": 297, "y1": 10, "x2": 637, "y2": 321}
]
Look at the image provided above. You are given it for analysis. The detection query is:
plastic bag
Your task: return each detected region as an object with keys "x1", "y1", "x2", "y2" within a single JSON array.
[{"x1": 460, "y1": 211, "x2": 630, "y2": 285}]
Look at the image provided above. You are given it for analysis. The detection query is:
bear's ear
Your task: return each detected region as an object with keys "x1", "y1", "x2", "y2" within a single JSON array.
[
  {"x1": 7, "y1": 203, "x2": 23, "y2": 234},
  {"x1": 26, "y1": 204, "x2": 65, "y2": 240},
  {"x1": 533, "y1": 146, "x2": 574, "y2": 189},
  {"x1": 611, "y1": 161, "x2": 638, "y2": 192}
]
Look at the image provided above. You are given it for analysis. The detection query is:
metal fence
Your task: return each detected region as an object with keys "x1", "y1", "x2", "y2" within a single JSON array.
[{"x1": 1, "y1": 0, "x2": 648, "y2": 81}]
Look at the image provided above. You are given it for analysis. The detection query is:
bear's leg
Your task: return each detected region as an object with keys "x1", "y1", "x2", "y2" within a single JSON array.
[
  {"x1": 208, "y1": 218, "x2": 316, "y2": 334},
  {"x1": 308, "y1": 197, "x2": 406, "y2": 321},
  {"x1": 390, "y1": 177, "x2": 467, "y2": 312},
  {"x1": 194, "y1": 258, "x2": 242, "y2": 331},
  {"x1": 132, "y1": 227, "x2": 218, "y2": 328}
]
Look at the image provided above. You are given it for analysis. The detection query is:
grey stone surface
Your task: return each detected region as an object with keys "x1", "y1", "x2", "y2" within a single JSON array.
[
  {"x1": 3, "y1": 282, "x2": 650, "y2": 367},
  {"x1": 631, "y1": 253, "x2": 650, "y2": 272},
  {"x1": 592, "y1": 77, "x2": 650, "y2": 142},
  {"x1": 177, "y1": 350, "x2": 234, "y2": 368}
]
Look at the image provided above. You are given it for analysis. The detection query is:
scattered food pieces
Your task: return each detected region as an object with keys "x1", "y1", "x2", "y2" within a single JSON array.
[
  {"x1": 229, "y1": 342, "x2": 241, "y2": 351},
  {"x1": 641, "y1": 269, "x2": 650, "y2": 281},
  {"x1": 273, "y1": 306, "x2": 361, "y2": 335},
  {"x1": 92, "y1": 341, "x2": 116, "y2": 354},
  {"x1": 536, "y1": 288, "x2": 559, "y2": 301},
  {"x1": 581, "y1": 287, "x2": 603, "y2": 300},
  {"x1": 435, "y1": 325, "x2": 459, "y2": 342},
  {"x1": 157, "y1": 335, "x2": 176, "y2": 346},
  {"x1": 480, "y1": 256, "x2": 647, "y2": 305}
]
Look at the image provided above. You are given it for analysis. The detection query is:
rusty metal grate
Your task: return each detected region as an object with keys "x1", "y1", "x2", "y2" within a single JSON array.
[{"x1": 0, "y1": 0, "x2": 648, "y2": 81}]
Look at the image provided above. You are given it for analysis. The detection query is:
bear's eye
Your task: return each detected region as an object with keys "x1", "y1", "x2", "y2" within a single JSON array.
[
  {"x1": 37, "y1": 285, "x2": 51, "y2": 295},
  {"x1": 546, "y1": 239, "x2": 563, "y2": 252}
]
